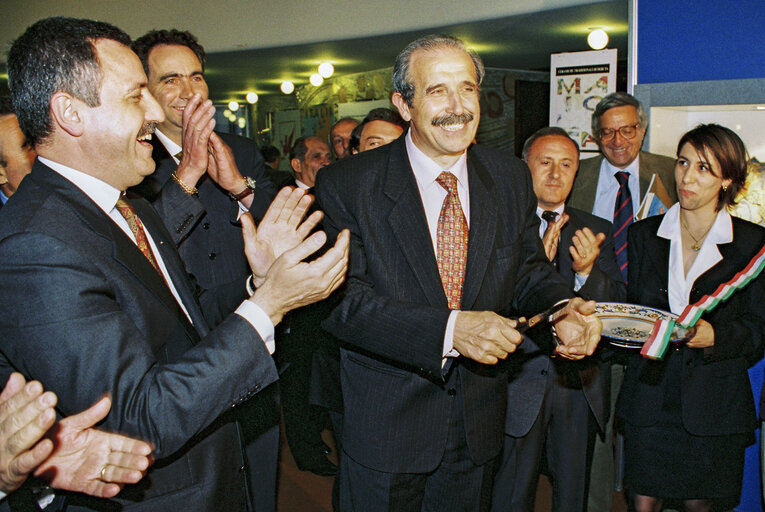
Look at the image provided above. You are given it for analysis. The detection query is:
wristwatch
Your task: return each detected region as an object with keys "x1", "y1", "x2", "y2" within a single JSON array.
[{"x1": 230, "y1": 176, "x2": 257, "y2": 201}]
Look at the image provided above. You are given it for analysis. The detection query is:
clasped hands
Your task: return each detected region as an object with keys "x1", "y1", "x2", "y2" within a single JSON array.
[
  {"x1": 0, "y1": 373, "x2": 151, "y2": 498},
  {"x1": 242, "y1": 187, "x2": 349, "y2": 325},
  {"x1": 452, "y1": 298, "x2": 602, "y2": 364},
  {"x1": 543, "y1": 213, "x2": 606, "y2": 276},
  {"x1": 173, "y1": 94, "x2": 251, "y2": 204}
]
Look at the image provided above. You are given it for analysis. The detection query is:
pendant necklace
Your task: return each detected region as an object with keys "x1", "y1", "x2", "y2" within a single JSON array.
[{"x1": 680, "y1": 215, "x2": 715, "y2": 252}]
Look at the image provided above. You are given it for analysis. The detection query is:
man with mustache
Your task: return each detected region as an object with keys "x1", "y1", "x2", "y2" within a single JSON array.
[
  {"x1": 491, "y1": 127, "x2": 625, "y2": 512},
  {"x1": 315, "y1": 35, "x2": 602, "y2": 511},
  {"x1": 129, "y1": 30, "x2": 280, "y2": 511}
]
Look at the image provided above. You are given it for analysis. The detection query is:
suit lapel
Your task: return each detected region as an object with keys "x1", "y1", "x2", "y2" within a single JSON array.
[
  {"x1": 384, "y1": 140, "x2": 448, "y2": 308},
  {"x1": 33, "y1": 164, "x2": 197, "y2": 335},
  {"x1": 461, "y1": 150, "x2": 497, "y2": 309}
]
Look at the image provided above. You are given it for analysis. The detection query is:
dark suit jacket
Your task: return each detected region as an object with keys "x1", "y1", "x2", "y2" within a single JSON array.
[
  {"x1": 567, "y1": 151, "x2": 678, "y2": 214},
  {"x1": 315, "y1": 137, "x2": 574, "y2": 474},
  {"x1": 616, "y1": 214, "x2": 765, "y2": 436},
  {"x1": 504, "y1": 207, "x2": 626, "y2": 437},
  {"x1": 131, "y1": 132, "x2": 276, "y2": 290},
  {"x1": 0, "y1": 161, "x2": 279, "y2": 510}
]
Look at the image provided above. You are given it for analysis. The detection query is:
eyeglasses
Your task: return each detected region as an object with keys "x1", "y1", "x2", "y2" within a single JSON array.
[{"x1": 597, "y1": 123, "x2": 641, "y2": 141}]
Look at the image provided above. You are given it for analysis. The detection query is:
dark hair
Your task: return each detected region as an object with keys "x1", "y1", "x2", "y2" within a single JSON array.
[
  {"x1": 349, "y1": 123, "x2": 364, "y2": 154},
  {"x1": 0, "y1": 97, "x2": 14, "y2": 117},
  {"x1": 132, "y1": 29, "x2": 206, "y2": 76},
  {"x1": 393, "y1": 34, "x2": 484, "y2": 107},
  {"x1": 676, "y1": 123, "x2": 748, "y2": 210},
  {"x1": 522, "y1": 126, "x2": 579, "y2": 161},
  {"x1": 591, "y1": 92, "x2": 648, "y2": 138},
  {"x1": 289, "y1": 137, "x2": 309, "y2": 162},
  {"x1": 7, "y1": 17, "x2": 131, "y2": 148},
  {"x1": 350, "y1": 107, "x2": 407, "y2": 153},
  {"x1": 260, "y1": 145, "x2": 280, "y2": 163}
]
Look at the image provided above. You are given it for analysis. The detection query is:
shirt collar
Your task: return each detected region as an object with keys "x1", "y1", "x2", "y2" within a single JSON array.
[
  {"x1": 38, "y1": 156, "x2": 122, "y2": 215},
  {"x1": 0, "y1": 189, "x2": 8, "y2": 205},
  {"x1": 405, "y1": 130, "x2": 468, "y2": 191},
  {"x1": 657, "y1": 202, "x2": 733, "y2": 245},
  {"x1": 295, "y1": 179, "x2": 310, "y2": 190},
  {"x1": 155, "y1": 129, "x2": 182, "y2": 164},
  {"x1": 601, "y1": 153, "x2": 641, "y2": 179},
  {"x1": 536, "y1": 203, "x2": 565, "y2": 220}
]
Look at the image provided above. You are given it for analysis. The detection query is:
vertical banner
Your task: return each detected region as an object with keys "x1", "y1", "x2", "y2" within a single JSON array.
[{"x1": 550, "y1": 49, "x2": 616, "y2": 152}]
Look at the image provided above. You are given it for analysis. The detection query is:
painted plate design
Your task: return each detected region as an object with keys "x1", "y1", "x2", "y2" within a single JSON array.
[{"x1": 595, "y1": 302, "x2": 696, "y2": 349}]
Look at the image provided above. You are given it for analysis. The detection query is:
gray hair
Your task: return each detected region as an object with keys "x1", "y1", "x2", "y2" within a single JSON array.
[
  {"x1": 393, "y1": 34, "x2": 484, "y2": 107},
  {"x1": 522, "y1": 126, "x2": 579, "y2": 161},
  {"x1": 591, "y1": 92, "x2": 648, "y2": 138}
]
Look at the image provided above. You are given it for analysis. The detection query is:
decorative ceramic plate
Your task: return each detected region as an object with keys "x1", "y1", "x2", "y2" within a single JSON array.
[{"x1": 595, "y1": 302, "x2": 697, "y2": 349}]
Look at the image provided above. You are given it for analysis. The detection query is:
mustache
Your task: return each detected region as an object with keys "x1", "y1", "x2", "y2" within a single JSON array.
[
  {"x1": 138, "y1": 122, "x2": 157, "y2": 138},
  {"x1": 431, "y1": 112, "x2": 474, "y2": 127}
]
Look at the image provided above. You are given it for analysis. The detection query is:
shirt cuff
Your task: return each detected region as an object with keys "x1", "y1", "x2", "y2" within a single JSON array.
[
  {"x1": 442, "y1": 310, "x2": 460, "y2": 359},
  {"x1": 236, "y1": 201, "x2": 248, "y2": 220},
  {"x1": 235, "y1": 300, "x2": 276, "y2": 354},
  {"x1": 573, "y1": 272, "x2": 589, "y2": 292}
]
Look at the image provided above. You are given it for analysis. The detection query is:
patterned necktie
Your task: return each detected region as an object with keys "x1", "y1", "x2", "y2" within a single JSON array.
[
  {"x1": 541, "y1": 210, "x2": 560, "y2": 269},
  {"x1": 435, "y1": 172, "x2": 468, "y2": 310},
  {"x1": 613, "y1": 171, "x2": 633, "y2": 281},
  {"x1": 115, "y1": 197, "x2": 162, "y2": 275}
]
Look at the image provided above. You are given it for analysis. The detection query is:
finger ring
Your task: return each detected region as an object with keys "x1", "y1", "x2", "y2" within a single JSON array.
[{"x1": 100, "y1": 465, "x2": 108, "y2": 480}]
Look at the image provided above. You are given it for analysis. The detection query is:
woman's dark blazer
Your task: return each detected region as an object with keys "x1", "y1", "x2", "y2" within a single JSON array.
[{"x1": 616, "y1": 214, "x2": 765, "y2": 437}]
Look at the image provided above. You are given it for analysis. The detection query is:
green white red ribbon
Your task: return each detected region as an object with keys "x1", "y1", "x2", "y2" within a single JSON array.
[{"x1": 641, "y1": 244, "x2": 765, "y2": 360}]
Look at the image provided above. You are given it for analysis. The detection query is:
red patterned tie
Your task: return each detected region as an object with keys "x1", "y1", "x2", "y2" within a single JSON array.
[
  {"x1": 115, "y1": 197, "x2": 162, "y2": 275},
  {"x1": 435, "y1": 172, "x2": 468, "y2": 310}
]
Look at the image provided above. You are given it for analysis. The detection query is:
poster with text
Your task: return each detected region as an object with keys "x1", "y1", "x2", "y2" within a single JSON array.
[{"x1": 550, "y1": 49, "x2": 616, "y2": 152}]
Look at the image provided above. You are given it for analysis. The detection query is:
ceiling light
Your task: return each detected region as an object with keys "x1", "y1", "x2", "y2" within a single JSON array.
[
  {"x1": 281, "y1": 81, "x2": 295, "y2": 94},
  {"x1": 318, "y1": 62, "x2": 334, "y2": 78},
  {"x1": 223, "y1": 109, "x2": 232, "y2": 117},
  {"x1": 228, "y1": 101, "x2": 240, "y2": 112},
  {"x1": 310, "y1": 73, "x2": 323, "y2": 87},
  {"x1": 587, "y1": 29, "x2": 609, "y2": 50},
  {"x1": 246, "y1": 92, "x2": 258, "y2": 104},
  {"x1": 237, "y1": 118, "x2": 246, "y2": 129}
]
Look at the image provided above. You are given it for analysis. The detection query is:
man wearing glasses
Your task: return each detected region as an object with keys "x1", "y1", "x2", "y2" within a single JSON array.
[
  {"x1": 567, "y1": 92, "x2": 677, "y2": 512},
  {"x1": 568, "y1": 92, "x2": 677, "y2": 222}
]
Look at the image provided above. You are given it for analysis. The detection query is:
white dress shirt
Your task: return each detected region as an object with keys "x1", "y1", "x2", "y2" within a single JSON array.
[
  {"x1": 405, "y1": 131, "x2": 469, "y2": 359},
  {"x1": 38, "y1": 156, "x2": 275, "y2": 353},
  {"x1": 657, "y1": 203, "x2": 733, "y2": 315},
  {"x1": 592, "y1": 155, "x2": 641, "y2": 221}
]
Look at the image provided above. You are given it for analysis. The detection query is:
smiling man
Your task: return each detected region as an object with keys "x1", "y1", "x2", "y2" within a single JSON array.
[
  {"x1": 492, "y1": 127, "x2": 625, "y2": 512},
  {"x1": 0, "y1": 16, "x2": 348, "y2": 511},
  {"x1": 130, "y1": 30, "x2": 281, "y2": 512},
  {"x1": 315, "y1": 35, "x2": 602, "y2": 511}
]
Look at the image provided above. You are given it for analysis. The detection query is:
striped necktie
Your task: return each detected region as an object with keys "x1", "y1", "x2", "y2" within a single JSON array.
[{"x1": 613, "y1": 171, "x2": 633, "y2": 281}]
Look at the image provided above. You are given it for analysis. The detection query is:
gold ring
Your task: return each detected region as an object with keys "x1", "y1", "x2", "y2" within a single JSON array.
[{"x1": 100, "y1": 465, "x2": 108, "y2": 480}]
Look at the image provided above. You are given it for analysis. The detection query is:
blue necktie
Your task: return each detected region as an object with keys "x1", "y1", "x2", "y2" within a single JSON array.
[{"x1": 613, "y1": 172, "x2": 633, "y2": 281}]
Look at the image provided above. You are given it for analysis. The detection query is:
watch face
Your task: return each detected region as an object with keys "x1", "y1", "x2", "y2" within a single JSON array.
[{"x1": 244, "y1": 177, "x2": 257, "y2": 189}]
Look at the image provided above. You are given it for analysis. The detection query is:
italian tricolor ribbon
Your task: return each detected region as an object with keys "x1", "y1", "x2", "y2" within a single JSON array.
[{"x1": 640, "y1": 244, "x2": 765, "y2": 360}]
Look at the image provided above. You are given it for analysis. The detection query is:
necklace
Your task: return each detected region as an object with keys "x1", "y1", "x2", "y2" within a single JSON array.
[{"x1": 680, "y1": 215, "x2": 715, "y2": 252}]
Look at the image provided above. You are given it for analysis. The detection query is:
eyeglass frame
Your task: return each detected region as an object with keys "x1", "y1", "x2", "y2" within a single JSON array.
[{"x1": 596, "y1": 123, "x2": 641, "y2": 141}]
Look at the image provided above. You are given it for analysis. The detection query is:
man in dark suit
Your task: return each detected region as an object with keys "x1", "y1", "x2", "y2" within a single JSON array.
[
  {"x1": 129, "y1": 29, "x2": 280, "y2": 511},
  {"x1": 566, "y1": 92, "x2": 677, "y2": 512},
  {"x1": 316, "y1": 35, "x2": 602, "y2": 511},
  {"x1": 567, "y1": 92, "x2": 677, "y2": 219},
  {"x1": 491, "y1": 128, "x2": 626, "y2": 512},
  {"x1": 0, "y1": 17, "x2": 348, "y2": 511}
]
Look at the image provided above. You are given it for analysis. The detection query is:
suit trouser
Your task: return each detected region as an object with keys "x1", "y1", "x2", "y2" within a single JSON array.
[
  {"x1": 491, "y1": 367, "x2": 595, "y2": 512},
  {"x1": 587, "y1": 363, "x2": 624, "y2": 512},
  {"x1": 339, "y1": 373, "x2": 494, "y2": 512}
]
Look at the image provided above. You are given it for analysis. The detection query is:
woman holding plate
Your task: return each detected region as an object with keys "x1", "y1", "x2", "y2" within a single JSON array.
[{"x1": 616, "y1": 124, "x2": 765, "y2": 512}]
